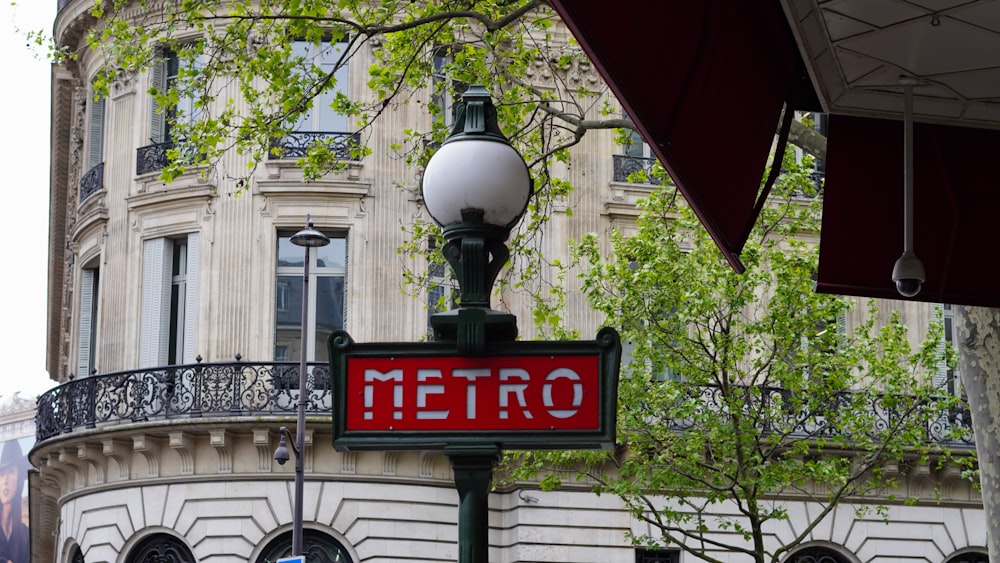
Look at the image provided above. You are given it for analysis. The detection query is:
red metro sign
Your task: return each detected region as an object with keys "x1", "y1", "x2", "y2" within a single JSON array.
[{"x1": 329, "y1": 328, "x2": 621, "y2": 451}]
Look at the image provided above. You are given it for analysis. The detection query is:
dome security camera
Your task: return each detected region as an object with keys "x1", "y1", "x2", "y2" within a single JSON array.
[
  {"x1": 273, "y1": 427, "x2": 291, "y2": 465},
  {"x1": 892, "y1": 251, "x2": 926, "y2": 298}
]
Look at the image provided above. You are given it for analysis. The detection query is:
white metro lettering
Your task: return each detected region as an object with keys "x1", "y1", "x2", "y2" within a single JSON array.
[{"x1": 359, "y1": 364, "x2": 587, "y2": 423}]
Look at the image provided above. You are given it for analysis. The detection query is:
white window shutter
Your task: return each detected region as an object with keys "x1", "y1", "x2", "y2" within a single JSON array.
[
  {"x1": 77, "y1": 268, "x2": 97, "y2": 377},
  {"x1": 140, "y1": 238, "x2": 172, "y2": 367},
  {"x1": 150, "y1": 56, "x2": 167, "y2": 143},
  {"x1": 183, "y1": 232, "x2": 199, "y2": 363},
  {"x1": 87, "y1": 95, "x2": 105, "y2": 170}
]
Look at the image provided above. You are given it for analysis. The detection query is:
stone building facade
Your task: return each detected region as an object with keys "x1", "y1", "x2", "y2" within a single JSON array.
[{"x1": 34, "y1": 1, "x2": 985, "y2": 562}]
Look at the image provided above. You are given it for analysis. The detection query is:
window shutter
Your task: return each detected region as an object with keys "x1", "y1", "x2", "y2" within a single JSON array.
[
  {"x1": 87, "y1": 95, "x2": 105, "y2": 170},
  {"x1": 150, "y1": 56, "x2": 167, "y2": 143},
  {"x1": 182, "y1": 232, "x2": 199, "y2": 363},
  {"x1": 140, "y1": 238, "x2": 172, "y2": 367},
  {"x1": 932, "y1": 304, "x2": 948, "y2": 390},
  {"x1": 77, "y1": 268, "x2": 97, "y2": 376}
]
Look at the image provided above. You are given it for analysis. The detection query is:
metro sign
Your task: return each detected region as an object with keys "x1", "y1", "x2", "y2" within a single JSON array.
[{"x1": 329, "y1": 328, "x2": 621, "y2": 450}]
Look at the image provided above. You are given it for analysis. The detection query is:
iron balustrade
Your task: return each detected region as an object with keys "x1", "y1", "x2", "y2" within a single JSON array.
[
  {"x1": 664, "y1": 383, "x2": 974, "y2": 451},
  {"x1": 35, "y1": 360, "x2": 332, "y2": 441},
  {"x1": 136, "y1": 141, "x2": 175, "y2": 175},
  {"x1": 612, "y1": 154, "x2": 660, "y2": 185},
  {"x1": 270, "y1": 132, "x2": 361, "y2": 160},
  {"x1": 79, "y1": 162, "x2": 104, "y2": 203},
  {"x1": 34, "y1": 365, "x2": 974, "y2": 450}
]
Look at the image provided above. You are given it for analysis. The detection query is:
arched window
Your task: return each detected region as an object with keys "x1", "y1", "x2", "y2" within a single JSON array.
[
  {"x1": 786, "y1": 546, "x2": 851, "y2": 563},
  {"x1": 127, "y1": 533, "x2": 195, "y2": 563},
  {"x1": 944, "y1": 552, "x2": 989, "y2": 563},
  {"x1": 257, "y1": 530, "x2": 352, "y2": 563},
  {"x1": 70, "y1": 545, "x2": 85, "y2": 563}
]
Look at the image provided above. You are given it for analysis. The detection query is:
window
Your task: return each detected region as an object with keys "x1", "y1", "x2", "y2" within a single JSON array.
[
  {"x1": 621, "y1": 337, "x2": 680, "y2": 383},
  {"x1": 935, "y1": 303, "x2": 962, "y2": 396},
  {"x1": 256, "y1": 529, "x2": 352, "y2": 563},
  {"x1": 943, "y1": 551, "x2": 988, "y2": 563},
  {"x1": 785, "y1": 546, "x2": 851, "y2": 563},
  {"x1": 426, "y1": 237, "x2": 457, "y2": 336},
  {"x1": 275, "y1": 230, "x2": 346, "y2": 362},
  {"x1": 150, "y1": 49, "x2": 200, "y2": 144},
  {"x1": 127, "y1": 533, "x2": 195, "y2": 563},
  {"x1": 77, "y1": 266, "x2": 99, "y2": 377},
  {"x1": 291, "y1": 40, "x2": 350, "y2": 134},
  {"x1": 635, "y1": 548, "x2": 679, "y2": 563},
  {"x1": 86, "y1": 89, "x2": 105, "y2": 171},
  {"x1": 140, "y1": 234, "x2": 199, "y2": 367},
  {"x1": 431, "y1": 51, "x2": 468, "y2": 129}
]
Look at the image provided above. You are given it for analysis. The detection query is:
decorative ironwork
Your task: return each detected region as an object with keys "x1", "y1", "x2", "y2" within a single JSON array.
[
  {"x1": 127, "y1": 533, "x2": 195, "y2": 563},
  {"x1": 663, "y1": 383, "x2": 974, "y2": 450},
  {"x1": 635, "y1": 548, "x2": 680, "y2": 563},
  {"x1": 270, "y1": 131, "x2": 361, "y2": 160},
  {"x1": 79, "y1": 162, "x2": 104, "y2": 203},
  {"x1": 35, "y1": 360, "x2": 332, "y2": 441},
  {"x1": 36, "y1": 362, "x2": 973, "y2": 451},
  {"x1": 613, "y1": 154, "x2": 660, "y2": 185},
  {"x1": 256, "y1": 529, "x2": 352, "y2": 563},
  {"x1": 136, "y1": 141, "x2": 175, "y2": 175},
  {"x1": 944, "y1": 552, "x2": 989, "y2": 563},
  {"x1": 787, "y1": 546, "x2": 850, "y2": 563}
]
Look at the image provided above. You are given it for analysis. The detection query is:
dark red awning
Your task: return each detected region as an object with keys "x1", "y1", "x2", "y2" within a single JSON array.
[
  {"x1": 552, "y1": 1, "x2": 804, "y2": 272},
  {"x1": 818, "y1": 115, "x2": 1000, "y2": 307},
  {"x1": 553, "y1": 0, "x2": 1000, "y2": 307}
]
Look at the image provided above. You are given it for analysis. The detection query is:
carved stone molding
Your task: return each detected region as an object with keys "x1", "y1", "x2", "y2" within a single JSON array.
[
  {"x1": 209, "y1": 429, "x2": 232, "y2": 473},
  {"x1": 169, "y1": 431, "x2": 195, "y2": 476}
]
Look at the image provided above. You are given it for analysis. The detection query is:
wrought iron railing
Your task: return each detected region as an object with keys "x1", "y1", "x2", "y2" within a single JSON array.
[
  {"x1": 79, "y1": 162, "x2": 104, "y2": 203},
  {"x1": 136, "y1": 141, "x2": 175, "y2": 175},
  {"x1": 35, "y1": 364, "x2": 974, "y2": 450},
  {"x1": 613, "y1": 154, "x2": 660, "y2": 185},
  {"x1": 270, "y1": 131, "x2": 361, "y2": 160},
  {"x1": 666, "y1": 383, "x2": 974, "y2": 450},
  {"x1": 36, "y1": 359, "x2": 331, "y2": 441}
]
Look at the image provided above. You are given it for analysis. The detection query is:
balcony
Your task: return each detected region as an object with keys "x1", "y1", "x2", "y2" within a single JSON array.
[
  {"x1": 79, "y1": 162, "x2": 104, "y2": 203},
  {"x1": 35, "y1": 359, "x2": 331, "y2": 441},
  {"x1": 136, "y1": 141, "x2": 175, "y2": 175},
  {"x1": 672, "y1": 383, "x2": 975, "y2": 451},
  {"x1": 613, "y1": 154, "x2": 660, "y2": 185},
  {"x1": 269, "y1": 131, "x2": 361, "y2": 160},
  {"x1": 36, "y1": 363, "x2": 974, "y2": 453}
]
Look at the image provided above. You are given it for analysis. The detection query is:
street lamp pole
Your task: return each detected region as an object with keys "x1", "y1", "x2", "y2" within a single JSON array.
[
  {"x1": 288, "y1": 215, "x2": 330, "y2": 557},
  {"x1": 420, "y1": 85, "x2": 532, "y2": 563}
]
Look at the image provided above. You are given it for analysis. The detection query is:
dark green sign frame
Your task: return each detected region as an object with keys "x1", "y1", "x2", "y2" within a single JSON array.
[{"x1": 329, "y1": 327, "x2": 621, "y2": 451}]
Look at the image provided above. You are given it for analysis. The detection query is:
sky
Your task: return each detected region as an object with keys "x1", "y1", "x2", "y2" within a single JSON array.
[{"x1": 0, "y1": 1, "x2": 59, "y2": 401}]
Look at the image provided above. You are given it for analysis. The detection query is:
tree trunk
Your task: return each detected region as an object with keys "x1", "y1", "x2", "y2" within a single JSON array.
[{"x1": 955, "y1": 305, "x2": 1000, "y2": 559}]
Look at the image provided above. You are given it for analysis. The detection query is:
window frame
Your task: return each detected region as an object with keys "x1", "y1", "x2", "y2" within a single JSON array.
[
  {"x1": 274, "y1": 228, "x2": 347, "y2": 362},
  {"x1": 140, "y1": 233, "x2": 199, "y2": 368},
  {"x1": 290, "y1": 39, "x2": 351, "y2": 134}
]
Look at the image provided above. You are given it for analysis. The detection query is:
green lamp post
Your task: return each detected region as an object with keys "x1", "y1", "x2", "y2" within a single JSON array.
[{"x1": 420, "y1": 85, "x2": 533, "y2": 563}]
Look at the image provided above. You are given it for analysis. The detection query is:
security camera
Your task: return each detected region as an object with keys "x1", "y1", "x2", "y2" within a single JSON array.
[
  {"x1": 892, "y1": 251, "x2": 925, "y2": 298},
  {"x1": 274, "y1": 445, "x2": 290, "y2": 465},
  {"x1": 273, "y1": 427, "x2": 291, "y2": 465}
]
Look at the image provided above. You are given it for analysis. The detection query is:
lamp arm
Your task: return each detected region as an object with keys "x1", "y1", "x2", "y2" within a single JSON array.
[{"x1": 280, "y1": 426, "x2": 301, "y2": 457}]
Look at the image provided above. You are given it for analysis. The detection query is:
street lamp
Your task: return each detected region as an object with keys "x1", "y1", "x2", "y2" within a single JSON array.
[
  {"x1": 421, "y1": 84, "x2": 533, "y2": 353},
  {"x1": 276, "y1": 215, "x2": 330, "y2": 557},
  {"x1": 420, "y1": 85, "x2": 532, "y2": 563}
]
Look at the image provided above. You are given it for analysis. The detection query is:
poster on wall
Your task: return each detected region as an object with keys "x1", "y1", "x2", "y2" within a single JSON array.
[{"x1": 0, "y1": 437, "x2": 30, "y2": 563}]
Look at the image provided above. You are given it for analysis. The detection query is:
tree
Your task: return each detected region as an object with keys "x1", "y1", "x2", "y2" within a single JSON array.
[{"x1": 508, "y1": 155, "x2": 966, "y2": 563}]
